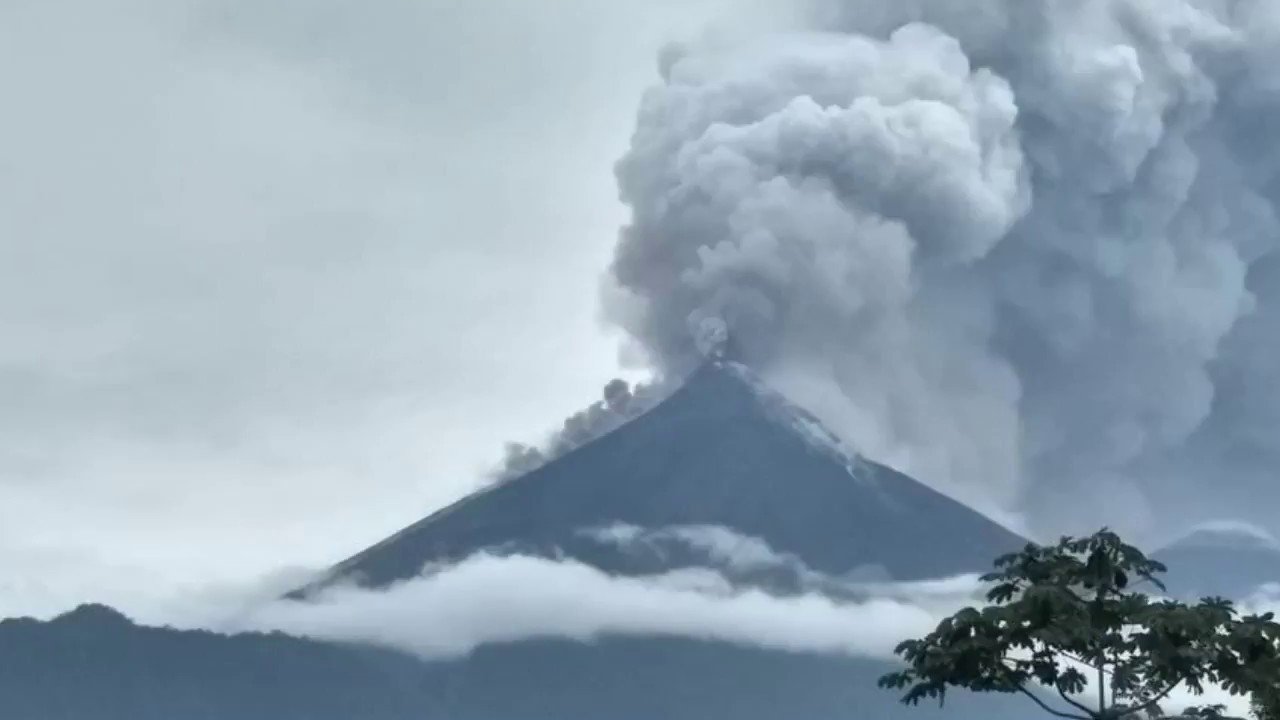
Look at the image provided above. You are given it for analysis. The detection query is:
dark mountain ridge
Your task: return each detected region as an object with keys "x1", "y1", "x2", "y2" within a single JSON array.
[
  {"x1": 0, "y1": 604, "x2": 439, "y2": 720},
  {"x1": 3, "y1": 603, "x2": 1027, "y2": 720}
]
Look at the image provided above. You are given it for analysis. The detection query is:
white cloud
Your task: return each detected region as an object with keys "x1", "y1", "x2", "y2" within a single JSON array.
[
  {"x1": 579, "y1": 523, "x2": 813, "y2": 575},
  {"x1": 205, "y1": 542, "x2": 1253, "y2": 718},
  {"x1": 225, "y1": 551, "x2": 969, "y2": 660}
]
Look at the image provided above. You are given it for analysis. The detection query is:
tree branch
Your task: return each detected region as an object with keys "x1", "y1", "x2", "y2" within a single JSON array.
[
  {"x1": 1056, "y1": 584, "x2": 1090, "y2": 605},
  {"x1": 1058, "y1": 686, "x2": 1098, "y2": 716},
  {"x1": 1015, "y1": 685, "x2": 1093, "y2": 720},
  {"x1": 1094, "y1": 587, "x2": 1107, "y2": 717},
  {"x1": 1113, "y1": 682, "x2": 1182, "y2": 719}
]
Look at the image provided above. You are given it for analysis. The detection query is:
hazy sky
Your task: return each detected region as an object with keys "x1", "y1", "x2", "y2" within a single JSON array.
[
  {"x1": 11, "y1": 0, "x2": 1277, "y2": 623},
  {"x1": 0, "y1": 0, "x2": 759, "y2": 617}
]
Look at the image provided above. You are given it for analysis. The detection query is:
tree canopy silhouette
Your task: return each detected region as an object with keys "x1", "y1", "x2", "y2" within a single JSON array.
[{"x1": 880, "y1": 529, "x2": 1280, "y2": 719}]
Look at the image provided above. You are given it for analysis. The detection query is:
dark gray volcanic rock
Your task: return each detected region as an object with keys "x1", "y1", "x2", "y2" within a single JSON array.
[{"x1": 300, "y1": 361, "x2": 1025, "y2": 595}]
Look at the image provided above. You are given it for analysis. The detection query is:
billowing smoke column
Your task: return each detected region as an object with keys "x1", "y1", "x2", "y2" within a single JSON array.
[{"x1": 602, "y1": 0, "x2": 1280, "y2": 539}]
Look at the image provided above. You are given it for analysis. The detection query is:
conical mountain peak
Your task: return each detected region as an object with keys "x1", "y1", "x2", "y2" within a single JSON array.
[{"x1": 297, "y1": 361, "x2": 1024, "y2": 595}]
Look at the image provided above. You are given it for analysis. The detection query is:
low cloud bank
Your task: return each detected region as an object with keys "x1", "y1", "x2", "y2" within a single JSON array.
[{"x1": 230, "y1": 551, "x2": 968, "y2": 661}]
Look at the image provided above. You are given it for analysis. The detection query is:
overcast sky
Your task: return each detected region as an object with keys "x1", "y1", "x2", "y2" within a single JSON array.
[{"x1": 0, "y1": 0, "x2": 762, "y2": 618}]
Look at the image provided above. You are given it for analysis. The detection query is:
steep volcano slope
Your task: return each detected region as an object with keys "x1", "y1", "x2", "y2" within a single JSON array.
[{"x1": 303, "y1": 362, "x2": 1024, "y2": 594}]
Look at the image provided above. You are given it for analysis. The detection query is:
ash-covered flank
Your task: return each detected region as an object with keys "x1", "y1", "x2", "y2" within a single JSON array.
[{"x1": 296, "y1": 361, "x2": 1023, "y2": 596}]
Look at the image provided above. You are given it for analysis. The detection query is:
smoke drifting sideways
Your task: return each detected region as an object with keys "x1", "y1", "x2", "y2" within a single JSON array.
[
  {"x1": 495, "y1": 377, "x2": 674, "y2": 481},
  {"x1": 492, "y1": 315, "x2": 731, "y2": 481},
  {"x1": 596, "y1": 0, "x2": 1280, "y2": 540}
]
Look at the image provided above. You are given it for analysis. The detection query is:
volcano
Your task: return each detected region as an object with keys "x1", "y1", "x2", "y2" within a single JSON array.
[
  {"x1": 299, "y1": 361, "x2": 1024, "y2": 596},
  {"x1": 269, "y1": 360, "x2": 1032, "y2": 720},
  {"x1": 4, "y1": 362, "x2": 1036, "y2": 720}
]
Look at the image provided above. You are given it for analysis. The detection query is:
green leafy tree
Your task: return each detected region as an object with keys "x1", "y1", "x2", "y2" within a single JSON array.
[{"x1": 879, "y1": 529, "x2": 1280, "y2": 720}]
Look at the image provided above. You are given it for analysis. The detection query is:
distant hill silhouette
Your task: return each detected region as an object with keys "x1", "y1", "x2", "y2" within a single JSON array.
[
  {"x1": 1, "y1": 604, "x2": 1032, "y2": 720},
  {"x1": 0, "y1": 604, "x2": 438, "y2": 720}
]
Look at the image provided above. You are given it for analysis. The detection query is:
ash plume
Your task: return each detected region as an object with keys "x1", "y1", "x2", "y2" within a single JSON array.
[
  {"x1": 495, "y1": 377, "x2": 676, "y2": 480},
  {"x1": 601, "y1": 0, "x2": 1280, "y2": 539}
]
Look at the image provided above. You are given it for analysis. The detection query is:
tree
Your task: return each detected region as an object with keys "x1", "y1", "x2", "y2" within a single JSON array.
[
  {"x1": 879, "y1": 529, "x2": 1280, "y2": 720},
  {"x1": 1252, "y1": 688, "x2": 1280, "y2": 720}
]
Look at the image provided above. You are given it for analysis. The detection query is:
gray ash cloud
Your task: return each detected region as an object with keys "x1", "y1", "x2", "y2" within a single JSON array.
[{"x1": 597, "y1": 0, "x2": 1280, "y2": 539}]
